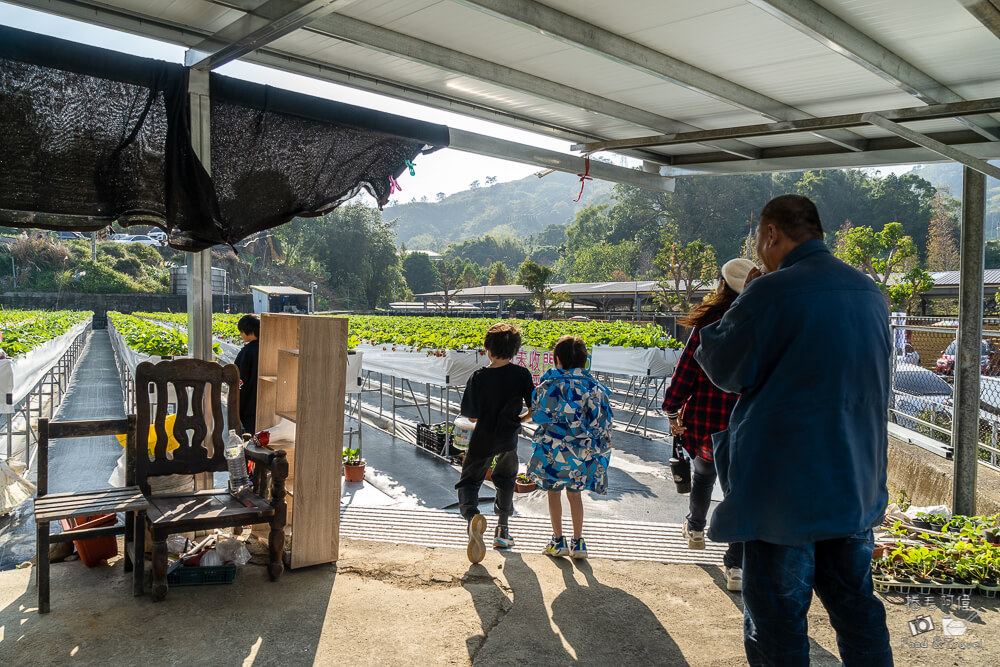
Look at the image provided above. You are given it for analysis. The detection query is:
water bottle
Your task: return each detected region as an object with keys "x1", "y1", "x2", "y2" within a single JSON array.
[{"x1": 224, "y1": 429, "x2": 250, "y2": 492}]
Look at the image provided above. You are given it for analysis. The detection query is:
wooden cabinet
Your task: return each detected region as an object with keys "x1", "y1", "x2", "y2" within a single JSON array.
[{"x1": 256, "y1": 314, "x2": 347, "y2": 569}]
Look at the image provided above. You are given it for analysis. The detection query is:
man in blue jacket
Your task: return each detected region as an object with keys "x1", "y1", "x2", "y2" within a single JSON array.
[{"x1": 695, "y1": 194, "x2": 892, "y2": 666}]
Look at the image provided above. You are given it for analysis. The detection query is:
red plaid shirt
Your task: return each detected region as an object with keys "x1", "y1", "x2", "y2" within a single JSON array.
[{"x1": 662, "y1": 324, "x2": 739, "y2": 461}]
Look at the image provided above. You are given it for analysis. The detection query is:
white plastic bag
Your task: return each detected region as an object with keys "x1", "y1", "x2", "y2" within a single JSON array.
[{"x1": 215, "y1": 536, "x2": 251, "y2": 566}]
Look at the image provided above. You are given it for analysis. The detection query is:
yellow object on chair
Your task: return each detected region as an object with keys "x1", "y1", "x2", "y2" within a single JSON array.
[{"x1": 117, "y1": 413, "x2": 181, "y2": 456}]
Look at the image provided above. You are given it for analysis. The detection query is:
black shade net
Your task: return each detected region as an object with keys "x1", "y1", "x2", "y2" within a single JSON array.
[{"x1": 0, "y1": 26, "x2": 448, "y2": 251}]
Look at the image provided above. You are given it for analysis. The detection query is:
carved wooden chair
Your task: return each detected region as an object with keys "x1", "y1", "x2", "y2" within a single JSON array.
[{"x1": 134, "y1": 358, "x2": 288, "y2": 602}]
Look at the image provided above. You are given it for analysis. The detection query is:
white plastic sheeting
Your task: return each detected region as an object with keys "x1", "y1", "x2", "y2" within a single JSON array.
[
  {"x1": 360, "y1": 347, "x2": 486, "y2": 387},
  {"x1": 0, "y1": 316, "x2": 91, "y2": 414},
  {"x1": 1, "y1": 459, "x2": 36, "y2": 515},
  {"x1": 590, "y1": 345, "x2": 681, "y2": 378},
  {"x1": 346, "y1": 351, "x2": 364, "y2": 395}
]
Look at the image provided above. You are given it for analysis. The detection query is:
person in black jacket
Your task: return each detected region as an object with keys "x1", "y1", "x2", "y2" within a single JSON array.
[
  {"x1": 457, "y1": 323, "x2": 534, "y2": 564},
  {"x1": 234, "y1": 315, "x2": 260, "y2": 435}
]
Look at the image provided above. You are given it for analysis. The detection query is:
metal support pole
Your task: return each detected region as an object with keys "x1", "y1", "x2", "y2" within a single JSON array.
[
  {"x1": 186, "y1": 68, "x2": 214, "y2": 362},
  {"x1": 953, "y1": 166, "x2": 986, "y2": 516}
]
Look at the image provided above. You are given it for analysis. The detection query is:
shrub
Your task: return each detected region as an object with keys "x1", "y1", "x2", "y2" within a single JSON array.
[{"x1": 112, "y1": 256, "x2": 143, "y2": 278}]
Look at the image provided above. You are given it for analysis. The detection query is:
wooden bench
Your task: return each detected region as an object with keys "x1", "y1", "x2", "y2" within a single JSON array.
[{"x1": 34, "y1": 416, "x2": 148, "y2": 613}]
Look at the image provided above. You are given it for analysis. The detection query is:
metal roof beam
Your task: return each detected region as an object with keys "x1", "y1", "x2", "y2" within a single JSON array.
[
  {"x1": 862, "y1": 113, "x2": 1000, "y2": 182},
  {"x1": 959, "y1": 1, "x2": 1000, "y2": 40},
  {"x1": 747, "y1": 0, "x2": 1000, "y2": 141},
  {"x1": 294, "y1": 14, "x2": 762, "y2": 159},
  {"x1": 657, "y1": 139, "x2": 1000, "y2": 178},
  {"x1": 571, "y1": 97, "x2": 1000, "y2": 153},
  {"x1": 454, "y1": 0, "x2": 867, "y2": 151},
  {"x1": 447, "y1": 128, "x2": 677, "y2": 193},
  {"x1": 184, "y1": 0, "x2": 356, "y2": 70}
]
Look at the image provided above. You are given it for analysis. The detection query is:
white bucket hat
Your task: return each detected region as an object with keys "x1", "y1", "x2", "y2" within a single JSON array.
[{"x1": 721, "y1": 258, "x2": 757, "y2": 295}]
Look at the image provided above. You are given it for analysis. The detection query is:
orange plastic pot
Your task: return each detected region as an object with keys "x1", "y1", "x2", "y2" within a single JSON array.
[
  {"x1": 60, "y1": 514, "x2": 118, "y2": 567},
  {"x1": 344, "y1": 462, "x2": 365, "y2": 483}
]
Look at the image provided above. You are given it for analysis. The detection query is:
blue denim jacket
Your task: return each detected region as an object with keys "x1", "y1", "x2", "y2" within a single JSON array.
[{"x1": 694, "y1": 239, "x2": 890, "y2": 546}]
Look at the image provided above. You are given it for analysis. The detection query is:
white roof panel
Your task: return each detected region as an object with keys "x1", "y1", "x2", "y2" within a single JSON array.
[{"x1": 6, "y1": 0, "x2": 1000, "y2": 177}]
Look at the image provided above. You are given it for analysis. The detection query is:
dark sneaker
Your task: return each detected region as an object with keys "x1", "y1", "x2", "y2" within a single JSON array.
[
  {"x1": 543, "y1": 536, "x2": 570, "y2": 557},
  {"x1": 493, "y1": 526, "x2": 514, "y2": 549},
  {"x1": 467, "y1": 514, "x2": 487, "y2": 563},
  {"x1": 570, "y1": 537, "x2": 588, "y2": 559}
]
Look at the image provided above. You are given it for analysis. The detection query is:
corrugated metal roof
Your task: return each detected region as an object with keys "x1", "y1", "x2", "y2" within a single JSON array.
[
  {"x1": 249, "y1": 285, "x2": 311, "y2": 295},
  {"x1": 929, "y1": 270, "x2": 1000, "y2": 287},
  {"x1": 6, "y1": 0, "x2": 999, "y2": 175}
]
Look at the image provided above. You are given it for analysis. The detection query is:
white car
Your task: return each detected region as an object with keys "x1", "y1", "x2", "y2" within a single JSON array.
[
  {"x1": 116, "y1": 235, "x2": 161, "y2": 247},
  {"x1": 891, "y1": 363, "x2": 1000, "y2": 439},
  {"x1": 147, "y1": 229, "x2": 167, "y2": 243}
]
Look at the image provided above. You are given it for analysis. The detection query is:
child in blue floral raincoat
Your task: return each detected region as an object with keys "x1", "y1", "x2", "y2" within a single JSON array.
[{"x1": 528, "y1": 335, "x2": 613, "y2": 559}]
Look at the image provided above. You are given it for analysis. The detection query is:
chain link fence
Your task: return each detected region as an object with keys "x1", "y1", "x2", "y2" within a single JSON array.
[{"x1": 890, "y1": 315, "x2": 1000, "y2": 467}]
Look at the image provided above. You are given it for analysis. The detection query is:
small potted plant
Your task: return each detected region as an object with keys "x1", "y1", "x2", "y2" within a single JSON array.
[
  {"x1": 514, "y1": 473, "x2": 537, "y2": 493},
  {"x1": 343, "y1": 447, "x2": 366, "y2": 483}
]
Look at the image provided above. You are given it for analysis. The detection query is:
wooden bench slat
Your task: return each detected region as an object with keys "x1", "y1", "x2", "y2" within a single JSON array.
[
  {"x1": 36, "y1": 500, "x2": 148, "y2": 522},
  {"x1": 35, "y1": 494, "x2": 144, "y2": 513},
  {"x1": 47, "y1": 419, "x2": 130, "y2": 439},
  {"x1": 49, "y1": 525, "x2": 127, "y2": 543},
  {"x1": 37, "y1": 488, "x2": 141, "y2": 505}
]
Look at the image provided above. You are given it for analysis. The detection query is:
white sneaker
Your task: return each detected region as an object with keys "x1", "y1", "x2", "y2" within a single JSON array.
[
  {"x1": 467, "y1": 515, "x2": 487, "y2": 564},
  {"x1": 726, "y1": 567, "x2": 743, "y2": 592},
  {"x1": 682, "y1": 520, "x2": 706, "y2": 550}
]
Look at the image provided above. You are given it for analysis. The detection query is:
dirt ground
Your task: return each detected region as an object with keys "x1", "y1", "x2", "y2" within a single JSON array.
[{"x1": 0, "y1": 537, "x2": 997, "y2": 665}]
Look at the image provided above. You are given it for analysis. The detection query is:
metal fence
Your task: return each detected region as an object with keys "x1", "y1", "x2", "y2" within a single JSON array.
[
  {"x1": 890, "y1": 315, "x2": 1000, "y2": 467},
  {"x1": 1, "y1": 325, "x2": 89, "y2": 471}
]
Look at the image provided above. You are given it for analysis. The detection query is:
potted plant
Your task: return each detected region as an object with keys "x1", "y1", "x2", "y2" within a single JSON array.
[
  {"x1": 974, "y1": 548, "x2": 1000, "y2": 597},
  {"x1": 514, "y1": 473, "x2": 537, "y2": 493},
  {"x1": 343, "y1": 447, "x2": 366, "y2": 483}
]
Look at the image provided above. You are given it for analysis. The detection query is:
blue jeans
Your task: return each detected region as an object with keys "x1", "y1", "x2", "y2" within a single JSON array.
[{"x1": 743, "y1": 530, "x2": 892, "y2": 666}]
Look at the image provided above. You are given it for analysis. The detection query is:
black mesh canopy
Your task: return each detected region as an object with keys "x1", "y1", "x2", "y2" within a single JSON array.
[{"x1": 0, "y1": 26, "x2": 448, "y2": 251}]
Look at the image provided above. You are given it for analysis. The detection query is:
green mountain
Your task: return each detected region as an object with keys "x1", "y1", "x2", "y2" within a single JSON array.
[
  {"x1": 384, "y1": 170, "x2": 614, "y2": 249},
  {"x1": 906, "y1": 162, "x2": 1000, "y2": 239}
]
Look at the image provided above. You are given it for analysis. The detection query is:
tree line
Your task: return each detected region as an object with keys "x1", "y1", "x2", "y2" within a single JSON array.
[{"x1": 268, "y1": 168, "x2": 967, "y2": 313}]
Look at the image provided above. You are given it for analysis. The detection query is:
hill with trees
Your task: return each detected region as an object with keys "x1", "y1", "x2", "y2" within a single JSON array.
[{"x1": 384, "y1": 170, "x2": 614, "y2": 250}]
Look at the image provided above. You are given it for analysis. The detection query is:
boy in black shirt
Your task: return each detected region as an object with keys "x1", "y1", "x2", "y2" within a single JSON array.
[
  {"x1": 458, "y1": 323, "x2": 535, "y2": 563},
  {"x1": 234, "y1": 314, "x2": 260, "y2": 435}
]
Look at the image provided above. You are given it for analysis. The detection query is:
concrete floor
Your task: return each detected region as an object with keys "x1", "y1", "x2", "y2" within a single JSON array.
[{"x1": 2, "y1": 538, "x2": 998, "y2": 666}]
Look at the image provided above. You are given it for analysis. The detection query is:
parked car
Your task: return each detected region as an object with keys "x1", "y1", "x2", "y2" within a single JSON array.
[
  {"x1": 115, "y1": 234, "x2": 161, "y2": 247},
  {"x1": 109, "y1": 233, "x2": 129, "y2": 241},
  {"x1": 892, "y1": 363, "x2": 1000, "y2": 440},
  {"x1": 935, "y1": 339, "x2": 991, "y2": 376},
  {"x1": 147, "y1": 229, "x2": 167, "y2": 243},
  {"x1": 52, "y1": 231, "x2": 85, "y2": 240},
  {"x1": 891, "y1": 363, "x2": 953, "y2": 431}
]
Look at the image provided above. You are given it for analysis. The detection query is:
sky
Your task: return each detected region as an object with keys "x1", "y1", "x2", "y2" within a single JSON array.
[{"x1": 0, "y1": 1, "x2": 913, "y2": 205}]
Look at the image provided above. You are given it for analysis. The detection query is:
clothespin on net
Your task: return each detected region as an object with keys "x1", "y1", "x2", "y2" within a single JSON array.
[
  {"x1": 388, "y1": 174, "x2": 402, "y2": 194},
  {"x1": 574, "y1": 156, "x2": 592, "y2": 202},
  {"x1": 404, "y1": 160, "x2": 416, "y2": 176}
]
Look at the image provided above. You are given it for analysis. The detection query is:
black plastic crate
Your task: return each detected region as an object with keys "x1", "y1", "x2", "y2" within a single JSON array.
[
  {"x1": 169, "y1": 564, "x2": 237, "y2": 586},
  {"x1": 417, "y1": 423, "x2": 451, "y2": 455}
]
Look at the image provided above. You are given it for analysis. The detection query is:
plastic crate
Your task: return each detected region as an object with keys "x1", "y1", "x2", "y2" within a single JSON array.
[
  {"x1": 416, "y1": 423, "x2": 449, "y2": 454},
  {"x1": 167, "y1": 564, "x2": 237, "y2": 586}
]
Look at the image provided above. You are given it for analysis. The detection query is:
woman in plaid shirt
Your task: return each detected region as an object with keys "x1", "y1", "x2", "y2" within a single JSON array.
[{"x1": 663, "y1": 258, "x2": 755, "y2": 592}]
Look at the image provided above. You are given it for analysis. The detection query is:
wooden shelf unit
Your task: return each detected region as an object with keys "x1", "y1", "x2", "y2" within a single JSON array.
[{"x1": 256, "y1": 314, "x2": 347, "y2": 569}]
